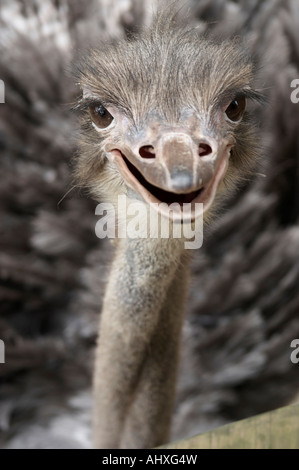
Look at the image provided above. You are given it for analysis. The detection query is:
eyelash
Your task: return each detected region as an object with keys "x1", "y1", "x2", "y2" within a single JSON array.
[{"x1": 75, "y1": 98, "x2": 108, "y2": 113}]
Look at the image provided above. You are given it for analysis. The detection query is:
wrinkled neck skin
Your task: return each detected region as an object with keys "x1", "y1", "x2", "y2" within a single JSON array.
[{"x1": 94, "y1": 232, "x2": 192, "y2": 449}]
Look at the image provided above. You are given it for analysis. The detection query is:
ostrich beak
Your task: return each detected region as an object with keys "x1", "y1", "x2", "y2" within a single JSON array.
[{"x1": 108, "y1": 131, "x2": 232, "y2": 222}]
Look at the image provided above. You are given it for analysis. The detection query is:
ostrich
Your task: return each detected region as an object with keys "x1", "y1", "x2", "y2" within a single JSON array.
[
  {"x1": 1, "y1": 0, "x2": 299, "y2": 452},
  {"x1": 74, "y1": 12, "x2": 263, "y2": 449}
]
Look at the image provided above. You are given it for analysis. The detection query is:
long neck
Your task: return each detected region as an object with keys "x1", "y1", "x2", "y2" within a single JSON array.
[{"x1": 93, "y1": 237, "x2": 191, "y2": 449}]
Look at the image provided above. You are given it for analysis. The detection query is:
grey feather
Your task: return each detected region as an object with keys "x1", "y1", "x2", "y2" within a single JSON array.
[{"x1": 0, "y1": 0, "x2": 299, "y2": 448}]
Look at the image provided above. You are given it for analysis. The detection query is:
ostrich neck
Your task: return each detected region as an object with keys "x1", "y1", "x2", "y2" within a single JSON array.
[{"x1": 93, "y1": 237, "x2": 191, "y2": 448}]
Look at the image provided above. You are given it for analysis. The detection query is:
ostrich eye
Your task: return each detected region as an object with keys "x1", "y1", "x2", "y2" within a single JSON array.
[
  {"x1": 89, "y1": 103, "x2": 114, "y2": 129},
  {"x1": 225, "y1": 96, "x2": 246, "y2": 122}
]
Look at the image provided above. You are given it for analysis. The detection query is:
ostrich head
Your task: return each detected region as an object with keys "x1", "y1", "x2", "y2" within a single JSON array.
[{"x1": 74, "y1": 15, "x2": 262, "y2": 223}]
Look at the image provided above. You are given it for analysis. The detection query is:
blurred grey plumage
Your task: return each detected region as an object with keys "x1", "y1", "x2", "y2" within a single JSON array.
[{"x1": 0, "y1": 0, "x2": 299, "y2": 448}]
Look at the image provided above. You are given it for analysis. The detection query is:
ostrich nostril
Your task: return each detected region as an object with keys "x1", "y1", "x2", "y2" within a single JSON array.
[
  {"x1": 198, "y1": 143, "x2": 212, "y2": 157},
  {"x1": 139, "y1": 145, "x2": 156, "y2": 159}
]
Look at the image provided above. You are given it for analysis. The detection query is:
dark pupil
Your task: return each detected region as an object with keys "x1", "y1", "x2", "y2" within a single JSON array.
[
  {"x1": 226, "y1": 96, "x2": 246, "y2": 122},
  {"x1": 95, "y1": 105, "x2": 106, "y2": 117}
]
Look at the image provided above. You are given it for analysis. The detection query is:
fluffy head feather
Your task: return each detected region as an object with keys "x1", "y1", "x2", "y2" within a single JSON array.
[{"x1": 73, "y1": 12, "x2": 263, "y2": 220}]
